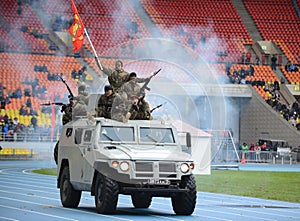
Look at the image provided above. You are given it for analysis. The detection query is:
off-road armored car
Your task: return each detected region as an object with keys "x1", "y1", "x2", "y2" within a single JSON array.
[{"x1": 56, "y1": 116, "x2": 197, "y2": 215}]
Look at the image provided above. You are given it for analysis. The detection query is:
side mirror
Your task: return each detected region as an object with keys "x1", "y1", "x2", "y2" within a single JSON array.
[{"x1": 186, "y1": 132, "x2": 191, "y2": 148}]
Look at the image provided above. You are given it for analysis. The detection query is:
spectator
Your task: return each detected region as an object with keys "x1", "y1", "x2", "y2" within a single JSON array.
[
  {"x1": 241, "y1": 52, "x2": 245, "y2": 64},
  {"x1": 255, "y1": 55, "x2": 260, "y2": 65},
  {"x1": 0, "y1": 97, "x2": 6, "y2": 109},
  {"x1": 245, "y1": 51, "x2": 251, "y2": 64},
  {"x1": 26, "y1": 97, "x2": 32, "y2": 108},
  {"x1": 271, "y1": 55, "x2": 277, "y2": 70},
  {"x1": 249, "y1": 142, "x2": 255, "y2": 160},
  {"x1": 30, "y1": 115, "x2": 38, "y2": 128},
  {"x1": 255, "y1": 143, "x2": 261, "y2": 162},
  {"x1": 241, "y1": 142, "x2": 249, "y2": 152}
]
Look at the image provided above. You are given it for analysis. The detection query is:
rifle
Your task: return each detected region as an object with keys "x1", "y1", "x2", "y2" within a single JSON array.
[
  {"x1": 140, "y1": 68, "x2": 161, "y2": 93},
  {"x1": 150, "y1": 102, "x2": 166, "y2": 113},
  {"x1": 58, "y1": 75, "x2": 74, "y2": 99},
  {"x1": 40, "y1": 102, "x2": 65, "y2": 106}
]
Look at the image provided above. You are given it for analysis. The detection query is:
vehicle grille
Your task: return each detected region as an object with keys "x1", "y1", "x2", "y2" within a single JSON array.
[{"x1": 134, "y1": 162, "x2": 177, "y2": 179}]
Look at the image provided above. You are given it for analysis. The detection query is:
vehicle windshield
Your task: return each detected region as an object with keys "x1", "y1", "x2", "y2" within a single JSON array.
[
  {"x1": 100, "y1": 126, "x2": 135, "y2": 142},
  {"x1": 140, "y1": 127, "x2": 175, "y2": 144}
]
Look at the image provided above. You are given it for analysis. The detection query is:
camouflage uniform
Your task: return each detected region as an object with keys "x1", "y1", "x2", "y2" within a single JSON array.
[
  {"x1": 129, "y1": 99, "x2": 152, "y2": 120},
  {"x1": 73, "y1": 90, "x2": 89, "y2": 119},
  {"x1": 111, "y1": 93, "x2": 128, "y2": 122},
  {"x1": 119, "y1": 80, "x2": 142, "y2": 101},
  {"x1": 97, "y1": 93, "x2": 116, "y2": 119},
  {"x1": 119, "y1": 80, "x2": 152, "y2": 121},
  {"x1": 102, "y1": 63, "x2": 148, "y2": 92},
  {"x1": 61, "y1": 103, "x2": 73, "y2": 125}
]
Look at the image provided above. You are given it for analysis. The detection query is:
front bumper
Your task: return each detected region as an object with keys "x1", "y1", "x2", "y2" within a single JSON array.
[{"x1": 94, "y1": 160, "x2": 193, "y2": 185}]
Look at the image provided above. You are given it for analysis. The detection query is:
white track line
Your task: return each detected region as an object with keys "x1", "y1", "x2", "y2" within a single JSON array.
[{"x1": 0, "y1": 204, "x2": 77, "y2": 221}]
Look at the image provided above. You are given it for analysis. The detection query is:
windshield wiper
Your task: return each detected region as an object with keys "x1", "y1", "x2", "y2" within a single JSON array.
[
  {"x1": 146, "y1": 134, "x2": 159, "y2": 143},
  {"x1": 102, "y1": 133, "x2": 114, "y2": 141}
]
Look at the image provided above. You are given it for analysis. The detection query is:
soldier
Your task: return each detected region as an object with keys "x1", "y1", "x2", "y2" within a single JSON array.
[
  {"x1": 97, "y1": 85, "x2": 115, "y2": 119},
  {"x1": 129, "y1": 96, "x2": 153, "y2": 120},
  {"x1": 61, "y1": 98, "x2": 74, "y2": 125},
  {"x1": 73, "y1": 85, "x2": 89, "y2": 119},
  {"x1": 102, "y1": 60, "x2": 152, "y2": 92},
  {"x1": 119, "y1": 72, "x2": 152, "y2": 121},
  {"x1": 119, "y1": 72, "x2": 142, "y2": 101}
]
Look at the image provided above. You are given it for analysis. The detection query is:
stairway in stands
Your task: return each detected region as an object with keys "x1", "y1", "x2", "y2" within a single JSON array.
[{"x1": 231, "y1": 0, "x2": 262, "y2": 42}]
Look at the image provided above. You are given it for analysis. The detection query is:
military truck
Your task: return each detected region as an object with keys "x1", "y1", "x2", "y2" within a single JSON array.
[{"x1": 56, "y1": 99, "x2": 197, "y2": 215}]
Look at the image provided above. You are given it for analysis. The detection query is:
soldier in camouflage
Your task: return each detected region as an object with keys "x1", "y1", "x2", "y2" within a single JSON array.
[
  {"x1": 119, "y1": 72, "x2": 152, "y2": 121},
  {"x1": 73, "y1": 85, "x2": 89, "y2": 119},
  {"x1": 102, "y1": 60, "x2": 152, "y2": 92},
  {"x1": 97, "y1": 85, "x2": 115, "y2": 119},
  {"x1": 61, "y1": 98, "x2": 74, "y2": 125},
  {"x1": 127, "y1": 96, "x2": 153, "y2": 120}
]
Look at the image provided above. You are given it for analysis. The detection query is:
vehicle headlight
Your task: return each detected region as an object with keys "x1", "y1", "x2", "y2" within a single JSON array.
[
  {"x1": 119, "y1": 161, "x2": 130, "y2": 172},
  {"x1": 180, "y1": 163, "x2": 190, "y2": 173}
]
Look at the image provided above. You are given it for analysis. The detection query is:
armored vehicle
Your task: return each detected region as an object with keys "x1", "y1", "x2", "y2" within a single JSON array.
[{"x1": 56, "y1": 115, "x2": 197, "y2": 215}]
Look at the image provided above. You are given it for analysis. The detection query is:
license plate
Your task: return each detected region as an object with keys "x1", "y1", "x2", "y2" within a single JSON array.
[{"x1": 148, "y1": 179, "x2": 170, "y2": 185}]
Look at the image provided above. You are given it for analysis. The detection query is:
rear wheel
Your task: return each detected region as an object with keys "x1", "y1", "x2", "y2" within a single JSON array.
[
  {"x1": 95, "y1": 173, "x2": 119, "y2": 214},
  {"x1": 59, "y1": 166, "x2": 81, "y2": 208},
  {"x1": 171, "y1": 175, "x2": 197, "y2": 215},
  {"x1": 131, "y1": 193, "x2": 152, "y2": 208}
]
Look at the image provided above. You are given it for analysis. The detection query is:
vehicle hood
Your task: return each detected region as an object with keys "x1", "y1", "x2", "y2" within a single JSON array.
[{"x1": 113, "y1": 144, "x2": 192, "y2": 161}]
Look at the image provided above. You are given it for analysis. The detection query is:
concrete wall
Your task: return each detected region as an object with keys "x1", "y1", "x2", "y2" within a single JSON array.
[{"x1": 240, "y1": 88, "x2": 300, "y2": 148}]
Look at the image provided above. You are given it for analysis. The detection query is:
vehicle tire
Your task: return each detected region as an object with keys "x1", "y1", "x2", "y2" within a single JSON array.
[
  {"x1": 54, "y1": 141, "x2": 59, "y2": 165},
  {"x1": 171, "y1": 175, "x2": 197, "y2": 215},
  {"x1": 59, "y1": 166, "x2": 81, "y2": 208},
  {"x1": 94, "y1": 173, "x2": 119, "y2": 214},
  {"x1": 131, "y1": 193, "x2": 152, "y2": 208}
]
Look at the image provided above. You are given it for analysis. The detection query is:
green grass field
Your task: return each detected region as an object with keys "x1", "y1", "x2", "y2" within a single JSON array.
[{"x1": 33, "y1": 168, "x2": 300, "y2": 203}]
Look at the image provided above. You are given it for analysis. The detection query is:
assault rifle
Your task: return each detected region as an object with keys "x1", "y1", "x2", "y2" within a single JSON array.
[
  {"x1": 40, "y1": 102, "x2": 65, "y2": 106},
  {"x1": 150, "y1": 102, "x2": 166, "y2": 113},
  {"x1": 140, "y1": 68, "x2": 161, "y2": 94},
  {"x1": 137, "y1": 68, "x2": 161, "y2": 106},
  {"x1": 58, "y1": 75, "x2": 74, "y2": 99},
  {"x1": 40, "y1": 102, "x2": 72, "y2": 113}
]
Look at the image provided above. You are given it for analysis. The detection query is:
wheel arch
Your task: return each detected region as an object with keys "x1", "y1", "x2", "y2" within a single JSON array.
[
  {"x1": 57, "y1": 159, "x2": 69, "y2": 188},
  {"x1": 91, "y1": 169, "x2": 99, "y2": 196}
]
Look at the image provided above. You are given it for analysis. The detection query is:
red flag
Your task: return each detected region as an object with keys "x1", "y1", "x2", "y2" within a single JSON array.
[{"x1": 69, "y1": 0, "x2": 84, "y2": 52}]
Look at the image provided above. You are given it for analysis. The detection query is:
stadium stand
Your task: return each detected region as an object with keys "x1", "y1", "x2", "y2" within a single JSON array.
[
  {"x1": 39, "y1": 0, "x2": 151, "y2": 57},
  {"x1": 140, "y1": 0, "x2": 252, "y2": 63},
  {"x1": 0, "y1": 0, "x2": 299, "y2": 147},
  {"x1": 0, "y1": 1, "x2": 54, "y2": 54},
  {"x1": 243, "y1": 0, "x2": 300, "y2": 64},
  {"x1": 0, "y1": 147, "x2": 35, "y2": 159}
]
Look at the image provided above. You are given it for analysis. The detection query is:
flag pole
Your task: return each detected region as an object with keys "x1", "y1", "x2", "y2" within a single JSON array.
[
  {"x1": 71, "y1": 0, "x2": 103, "y2": 70},
  {"x1": 84, "y1": 28, "x2": 103, "y2": 70}
]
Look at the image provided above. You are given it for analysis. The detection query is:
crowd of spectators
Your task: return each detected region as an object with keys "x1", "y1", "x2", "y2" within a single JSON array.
[
  {"x1": 0, "y1": 114, "x2": 56, "y2": 142},
  {"x1": 225, "y1": 63, "x2": 254, "y2": 84},
  {"x1": 0, "y1": 62, "x2": 91, "y2": 142},
  {"x1": 224, "y1": 61, "x2": 300, "y2": 131}
]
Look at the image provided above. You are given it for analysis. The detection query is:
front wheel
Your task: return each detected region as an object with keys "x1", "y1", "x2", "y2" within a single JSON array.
[
  {"x1": 54, "y1": 141, "x2": 59, "y2": 165},
  {"x1": 171, "y1": 175, "x2": 197, "y2": 215},
  {"x1": 131, "y1": 193, "x2": 152, "y2": 208},
  {"x1": 59, "y1": 166, "x2": 81, "y2": 208},
  {"x1": 94, "y1": 173, "x2": 119, "y2": 214}
]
